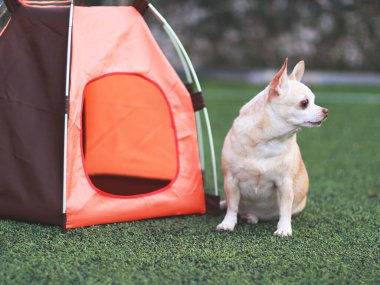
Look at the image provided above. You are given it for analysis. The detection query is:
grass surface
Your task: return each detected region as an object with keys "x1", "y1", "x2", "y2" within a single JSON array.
[{"x1": 1, "y1": 83, "x2": 379, "y2": 284}]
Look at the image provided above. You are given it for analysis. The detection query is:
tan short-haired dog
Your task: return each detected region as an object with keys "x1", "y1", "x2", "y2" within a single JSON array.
[{"x1": 216, "y1": 59, "x2": 328, "y2": 237}]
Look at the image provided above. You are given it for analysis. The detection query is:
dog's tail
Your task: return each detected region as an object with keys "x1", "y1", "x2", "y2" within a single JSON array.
[{"x1": 219, "y1": 200, "x2": 227, "y2": 211}]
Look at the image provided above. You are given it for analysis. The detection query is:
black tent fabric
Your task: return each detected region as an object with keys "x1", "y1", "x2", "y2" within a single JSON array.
[{"x1": 0, "y1": 2, "x2": 69, "y2": 226}]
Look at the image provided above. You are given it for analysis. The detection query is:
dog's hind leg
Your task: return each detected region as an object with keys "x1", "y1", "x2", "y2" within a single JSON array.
[
  {"x1": 240, "y1": 212, "x2": 259, "y2": 225},
  {"x1": 216, "y1": 174, "x2": 240, "y2": 231}
]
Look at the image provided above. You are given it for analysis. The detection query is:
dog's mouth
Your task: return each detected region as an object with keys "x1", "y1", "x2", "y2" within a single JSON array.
[
  {"x1": 307, "y1": 121, "x2": 322, "y2": 126},
  {"x1": 306, "y1": 116, "x2": 327, "y2": 127}
]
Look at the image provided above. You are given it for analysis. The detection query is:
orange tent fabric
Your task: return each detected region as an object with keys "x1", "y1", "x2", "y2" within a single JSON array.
[
  {"x1": 65, "y1": 7, "x2": 205, "y2": 228},
  {"x1": 83, "y1": 73, "x2": 177, "y2": 181}
]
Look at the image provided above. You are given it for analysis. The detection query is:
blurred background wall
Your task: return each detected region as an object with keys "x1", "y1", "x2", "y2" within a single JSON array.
[
  {"x1": 149, "y1": 0, "x2": 380, "y2": 72},
  {"x1": 1, "y1": 0, "x2": 379, "y2": 73}
]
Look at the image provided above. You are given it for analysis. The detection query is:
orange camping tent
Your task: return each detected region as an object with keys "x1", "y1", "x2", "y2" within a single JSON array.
[{"x1": 0, "y1": 0, "x2": 219, "y2": 229}]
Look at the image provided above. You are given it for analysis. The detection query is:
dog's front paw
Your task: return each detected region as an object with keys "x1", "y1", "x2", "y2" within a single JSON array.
[
  {"x1": 274, "y1": 228, "x2": 292, "y2": 237},
  {"x1": 216, "y1": 221, "x2": 236, "y2": 232},
  {"x1": 274, "y1": 223, "x2": 292, "y2": 237}
]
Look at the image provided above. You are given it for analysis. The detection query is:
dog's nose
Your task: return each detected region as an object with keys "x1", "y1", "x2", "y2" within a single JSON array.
[{"x1": 322, "y1": 108, "x2": 329, "y2": 117}]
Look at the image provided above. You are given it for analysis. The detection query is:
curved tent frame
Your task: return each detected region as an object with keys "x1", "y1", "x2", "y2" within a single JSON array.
[{"x1": 59, "y1": 0, "x2": 219, "y2": 215}]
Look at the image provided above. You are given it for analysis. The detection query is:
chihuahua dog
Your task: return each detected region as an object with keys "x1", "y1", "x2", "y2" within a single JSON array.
[{"x1": 216, "y1": 59, "x2": 328, "y2": 237}]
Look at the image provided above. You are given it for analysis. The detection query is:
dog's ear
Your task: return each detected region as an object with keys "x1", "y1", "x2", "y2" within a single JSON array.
[
  {"x1": 269, "y1": 58, "x2": 288, "y2": 98},
  {"x1": 289, "y1": 60, "x2": 305, "y2": 81}
]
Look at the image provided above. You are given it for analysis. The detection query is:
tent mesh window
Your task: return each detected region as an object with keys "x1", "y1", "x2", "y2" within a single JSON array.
[{"x1": 82, "y1": 73, "x2": 178, "y2": 196}]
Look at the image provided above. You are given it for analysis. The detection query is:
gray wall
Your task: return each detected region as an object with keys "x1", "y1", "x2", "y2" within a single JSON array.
[{"x1": 1, "y1": 0, "x2": 379, "y2": 71}]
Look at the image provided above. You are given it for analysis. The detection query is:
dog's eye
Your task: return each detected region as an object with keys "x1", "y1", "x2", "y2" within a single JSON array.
[{"x1": 300, "y1": 99, "x2": 309, "y2": 109}]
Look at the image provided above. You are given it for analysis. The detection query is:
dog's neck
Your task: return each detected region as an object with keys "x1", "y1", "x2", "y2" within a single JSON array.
[
  {"x1": 265, "y1": 103, "x2": 300, "y2": 141},
  {"x1": 236, "y1": 90, "x2": 300, "y2": 147}
]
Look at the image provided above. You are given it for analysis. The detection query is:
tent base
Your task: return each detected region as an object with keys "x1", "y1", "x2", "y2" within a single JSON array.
[{"x1": 205, "y1": 194, "x2": 223, "y2": 215}]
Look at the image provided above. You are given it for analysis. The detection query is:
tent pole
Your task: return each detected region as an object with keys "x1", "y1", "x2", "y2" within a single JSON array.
[
  {"x1": 62, "y1": 0, "x2": 74, "y2": 217},
  {"x1": 194, "y1": 112, "x2": 205, "y2": 171},
  {"x1": 161, "y1": 22, "x2": 205, "y2": 173},
  {"x1": 148, "y1": 4, "x2": 219, "y2": 197}
]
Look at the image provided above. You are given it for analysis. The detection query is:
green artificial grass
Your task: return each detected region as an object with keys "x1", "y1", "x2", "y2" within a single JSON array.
[{"x1": 1, "y1": 83, "x2": 379, "y2": 284}]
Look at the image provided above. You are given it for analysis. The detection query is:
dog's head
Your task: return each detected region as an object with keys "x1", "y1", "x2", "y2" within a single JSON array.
[{"x1": 267, "y1": 59, "x2": 328, "y2": 129}]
